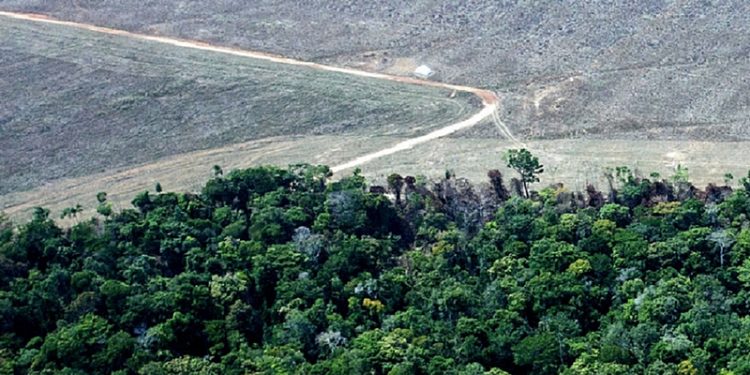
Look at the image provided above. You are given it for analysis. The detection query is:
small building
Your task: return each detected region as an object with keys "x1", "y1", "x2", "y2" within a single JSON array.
[{"x1": 414, "y1": 65, "x2": 435, "y2": 79}]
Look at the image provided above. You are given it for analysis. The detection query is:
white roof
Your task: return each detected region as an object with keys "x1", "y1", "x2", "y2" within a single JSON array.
[{"x1": 414, "y1": 65, "x2": 434, "y2": 77}]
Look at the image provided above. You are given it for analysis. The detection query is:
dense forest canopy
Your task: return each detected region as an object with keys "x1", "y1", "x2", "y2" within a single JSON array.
[{"x1": 3, "y1": 159, "x2": 750, "y2": 374}]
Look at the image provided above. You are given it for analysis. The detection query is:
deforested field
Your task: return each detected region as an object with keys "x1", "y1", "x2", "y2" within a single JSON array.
[
  {"x1": 4, "y1": 1, "x2": 750, "y2": 141},
  {"x1": 3, "y1": 1, "x2": 750, "y2": 221},
  {"x1": 0, "y1": 16, "x2": 478, "y2": 195}
]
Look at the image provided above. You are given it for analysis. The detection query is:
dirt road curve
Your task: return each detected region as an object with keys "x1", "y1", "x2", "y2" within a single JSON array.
[
  {"x1": 0, "y1": 10, "x2": 504, "y2": 173},
  {"x1": 331, "y1": 103, "x2": 498, "y2": 172}
]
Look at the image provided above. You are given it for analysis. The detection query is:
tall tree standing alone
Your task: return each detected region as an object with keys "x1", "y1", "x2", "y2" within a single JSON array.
[{"x1": 505, "y1": 148, "x2": 544, "y2": 198}]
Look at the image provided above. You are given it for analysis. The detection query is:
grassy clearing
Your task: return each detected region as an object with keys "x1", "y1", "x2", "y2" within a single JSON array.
[
  {"x1": 359, "y1": 137, "x2": 750, "y2": 191},
  {"x1": 0, "y1": 134, "x2": 402, "y2": 222},
  {"x1": 0, "y1": 16, "x2": 477, "y2": 194},
  {"x1": 5, "y1": 132, "x2": 748, "y2": 223}
]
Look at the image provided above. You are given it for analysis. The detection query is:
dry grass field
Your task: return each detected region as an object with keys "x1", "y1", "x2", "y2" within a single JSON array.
[
  {"x1": 3, "y1": 1, "x2": 750, "y2": 141},
  {"x1": 0, "y1": 15, "x2": 477, "y2": 195},
  {"x1": 5, "y1": 129, "x2": 748, "y2": 224},
  {"x1": 0, "y1": 135, "x2": 402, "y2": 221}
]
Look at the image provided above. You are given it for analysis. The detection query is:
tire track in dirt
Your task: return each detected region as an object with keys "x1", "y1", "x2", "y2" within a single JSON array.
[{"x1": 0, "y1": 11, "x2": 513, "y2": 173}]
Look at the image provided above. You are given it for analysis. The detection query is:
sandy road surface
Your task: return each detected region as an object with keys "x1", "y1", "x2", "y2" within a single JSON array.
[{"x1": 331, "y1": 103, "x2": 498, "y2": 172}]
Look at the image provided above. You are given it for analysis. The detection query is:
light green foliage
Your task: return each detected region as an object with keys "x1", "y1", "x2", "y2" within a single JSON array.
[
  {"x1": 32, "y1": 314, "x2": 133, "y2": 373},
  {"x1": 672, "y1": 165, "x2": 690, "y2": 184},
  {"x1": 567, "y1": 259, "x2": 592, "y2": 276},
  {"x1": 139, "y1": 356, "x2": 224, "y2": 375}
]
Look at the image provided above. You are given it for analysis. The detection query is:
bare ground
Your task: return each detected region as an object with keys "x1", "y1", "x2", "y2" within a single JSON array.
[
  {"x1": 4, "y1": 130, "x2": 748, "y2": 223},
  {"x1": 3, "y1": 1, "x2": 750, "y2": 141},
  {"x1": 0, "y1": 14, "x2": 479, "y2": 195}
]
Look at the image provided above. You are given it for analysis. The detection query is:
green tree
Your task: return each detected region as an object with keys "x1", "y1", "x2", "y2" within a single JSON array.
[
  {"x1": 513, "y1": 332, "x2": 560, "y2": 374},
  {"x1": 212, "y1": 165, "x2": 223, "y2": 177},
  {"x1": 504, "y1": 149, "x2": 543, "y2": 197},
  {"x1": 3, "y1": 164, "x2": 750, "y2": 373},
  {"x1": 32, "y1": 314, "x2": 133, "y2": 373},
  {"x1": 60, "y1": 204, "x2": 83, "y2": 220},
  {"x1": 139, "y1": 356, "x2": 224, "y2": 375}
]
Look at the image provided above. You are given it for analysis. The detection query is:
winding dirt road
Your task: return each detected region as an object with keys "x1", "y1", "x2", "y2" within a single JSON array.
[
  {"x1": 0, "y1": 11, "x2": 516, "y2": 173},
  {"x1": 331, "y1": 103, "x2": 498, "y2": 172}
]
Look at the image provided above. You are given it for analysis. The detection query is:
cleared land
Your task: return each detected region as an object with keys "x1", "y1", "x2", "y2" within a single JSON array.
[
  {"x1": 5, "y1": 133, "x2": 750, "y2": 224},
  {"x1": 3, "y1": 2, "x2": 750, "y2": 221},
  {"x1": 0, "y1": 15, "x2": 479, "y2": 196},
  {"x1": 3, "y1": 1, "x2": 750, "y2": 141},
  {"x1": 0, "y1": 135, "x2": 404, "y2": 220}
]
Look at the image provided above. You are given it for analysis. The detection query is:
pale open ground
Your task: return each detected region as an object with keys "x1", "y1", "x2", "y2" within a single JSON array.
[
  {"x1": 3, "y1": 130, "x2": 748, "y2": 223},
  {"x1": 0, "y1": 12, "x2": 490, "y2": 222},
  {"x1": 4, "y1": 1, "x2": 750, "y2": 142}
]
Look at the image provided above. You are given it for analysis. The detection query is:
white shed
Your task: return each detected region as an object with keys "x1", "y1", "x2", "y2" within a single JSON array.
[{"x1": 414, "y1": 65, "x2": 435, "y2": 79}]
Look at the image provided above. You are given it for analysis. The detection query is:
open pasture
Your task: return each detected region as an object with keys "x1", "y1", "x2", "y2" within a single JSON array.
[{"x1": 0, "y1": 16, "x2": 477, "y2": 195}]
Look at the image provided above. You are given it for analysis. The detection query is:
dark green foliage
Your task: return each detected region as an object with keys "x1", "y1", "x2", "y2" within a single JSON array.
[
  {"x1": 2, "y1": 164, "x2": 750, "y2": 374},
  {"x1": 505, "y1": 148, "x2": 544, "y2": 197}
]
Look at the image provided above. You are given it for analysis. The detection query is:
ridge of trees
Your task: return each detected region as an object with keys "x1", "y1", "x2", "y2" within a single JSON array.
[{"x1": 2, "y1": 155, "x2": 750, "y2": 374}]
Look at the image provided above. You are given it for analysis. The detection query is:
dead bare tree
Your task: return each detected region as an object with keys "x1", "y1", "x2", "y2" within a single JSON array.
[{"x1": 487, "y1": 169, "x2": 510, "y2": 201}]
